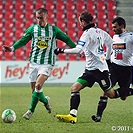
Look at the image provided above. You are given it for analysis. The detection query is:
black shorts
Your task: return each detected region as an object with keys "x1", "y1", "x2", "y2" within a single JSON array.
[
  {"x1": 109, "y1": 63, "x2": 132, "y2": 96},
  {"x1": 77, "y1": 69, "x2": 111, "y2": 92}
]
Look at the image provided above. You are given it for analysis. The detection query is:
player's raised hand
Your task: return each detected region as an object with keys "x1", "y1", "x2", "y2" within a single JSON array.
[
  {"x1": 54, "y1": 48, "x2": 64, "y2": 55},
  {"x1": 2, "y1": 45, "x2": 12, "y2": 52}
]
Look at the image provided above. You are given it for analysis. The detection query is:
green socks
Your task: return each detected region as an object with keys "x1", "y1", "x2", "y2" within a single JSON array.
[
  {"x1": 29, "y1": 91, "x2": 48, "y2": 112},
  {"x1": 39, "y1": 92, "x2": 48, "y2": 104}
]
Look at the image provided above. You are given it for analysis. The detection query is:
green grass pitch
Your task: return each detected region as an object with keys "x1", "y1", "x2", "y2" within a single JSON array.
[{"x1": 0, "y1": 85, "x2": 133, "y2": 133}]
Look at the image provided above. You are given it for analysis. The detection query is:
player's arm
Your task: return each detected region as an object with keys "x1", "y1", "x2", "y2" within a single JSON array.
[
  {"x1": 54, "y1": 46, "x2": 82, "y2": 55},
  {"x1": 54, "y1": 26, "x2": 76, "y2": 48},
  {"x1": 3, "y1": 26, "x2": 33, "y2": 52},
  {"x1": 64, "y1": 47, "x2": 82, "y2": 54}
]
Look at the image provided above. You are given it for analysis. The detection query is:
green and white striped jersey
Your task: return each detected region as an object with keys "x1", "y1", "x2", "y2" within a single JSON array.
[{"x1": 12, "y1": 24, "x2": 76, "y2": 65}]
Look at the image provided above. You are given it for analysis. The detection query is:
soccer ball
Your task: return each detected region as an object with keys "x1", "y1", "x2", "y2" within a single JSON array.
[{"x1": 2, "y1": 109, "x2": 16, "y2": 123}]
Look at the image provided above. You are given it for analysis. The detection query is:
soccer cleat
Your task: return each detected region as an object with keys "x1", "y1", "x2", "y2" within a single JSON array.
[
  {"x1": 44, "y1": 96, "x2": 52, "y2": 113},
  {"x1": 23, "y1": 110, "x2": 33, "y2": 120},
  {"x1": 56, "y1": 114, "x2": 77, "y2": 124},
  {"x1": 91, "y1": 115, "x2": 101, "y2": 122}
]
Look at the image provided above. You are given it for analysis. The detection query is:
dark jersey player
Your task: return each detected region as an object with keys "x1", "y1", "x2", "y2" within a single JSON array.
[{"x1": 92, "y1": 17, "x2": 133, "y2": 122}]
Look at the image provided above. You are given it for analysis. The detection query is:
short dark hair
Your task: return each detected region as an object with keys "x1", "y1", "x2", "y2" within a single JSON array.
[
  {"x1": 79, "y1": 11, "x2": 93, "y2": 23},
  {"x1": 112, "y1": 17, "x2": 126, "y2": 28},
  {"x1": 36, "y1": 8, "x2": 48, "y2": 14}
]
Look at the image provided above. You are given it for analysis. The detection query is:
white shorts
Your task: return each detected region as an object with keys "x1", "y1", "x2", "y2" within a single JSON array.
[{"x1": 29, "y1": 62, "x2": 53, "y2": 82}]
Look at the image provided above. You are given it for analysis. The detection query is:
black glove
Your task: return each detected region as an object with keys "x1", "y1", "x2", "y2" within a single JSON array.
[{"x1": 54, "y1": 48, "x2": 64, "y2": 55}]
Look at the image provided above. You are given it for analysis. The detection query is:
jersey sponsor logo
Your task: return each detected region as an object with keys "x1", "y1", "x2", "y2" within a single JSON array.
[
  {"x1": 112, "y1": 35, "x2": 127, "y2": 60},
  {"x1": 36, "y1": 36, "x2": 52, "y2": 41},
  {"x1": 37, "y1": 41, "x2": 48, "y2": 49},
  {"x1": 41, "y1": 36, "x2": 52, "y2": 40},
  {"x1": 113, "y1": 43, "x2": 126, "y2": 60},
  {"x1": 36, "y1": 36, "x2": 49, "y2": 49},
  {"x1": 113, "y1": 43, "x2": 126, "y2": 49},
  {"x1": 78, "y1": 40, "x2": 86, "y2": 46}
]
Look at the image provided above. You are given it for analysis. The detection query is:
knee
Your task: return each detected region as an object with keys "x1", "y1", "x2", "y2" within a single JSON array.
[
  {"x1": 35, "y1": 84, "x2": 41, "y2": 90},
  {"x1": 105, "y1": 90, "x2": 115, "y2": 99},
  {"x1": 108, "y1": 95, "x2": 114, "y2": 99},
  {"x1": 106, "y1": 93, "x2": 114, "y2": 99},
  {"x1": 71, "y1": 84, "x2": 77, "y2": 92},
  {"x1": 71, "y1": 82, "x2": 83, "y2": 92}
]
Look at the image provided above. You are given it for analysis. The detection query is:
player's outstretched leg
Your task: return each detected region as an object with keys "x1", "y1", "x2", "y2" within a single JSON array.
[
  {"x1": 35, "y1": 84, "x2": 52, "y2": 113},
  {"x1": 92, "y1": 96, "x2": 108, "y2": 122}
]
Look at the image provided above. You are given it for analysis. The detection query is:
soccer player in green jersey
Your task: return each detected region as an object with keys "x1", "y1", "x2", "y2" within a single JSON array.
[{"x1": 3, "y1": 8, "x2": 76, "y2": 120}]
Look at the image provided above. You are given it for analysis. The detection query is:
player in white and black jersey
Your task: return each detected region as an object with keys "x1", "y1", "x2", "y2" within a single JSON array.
[
  {"x1": 54, "y1": 11, "x2": 132, "y2": 124},
  {"x1": 92, "y1": 17, "x2": 133, "y2": 122}
]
